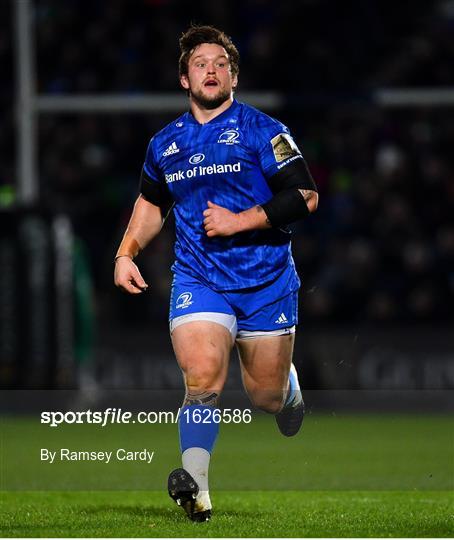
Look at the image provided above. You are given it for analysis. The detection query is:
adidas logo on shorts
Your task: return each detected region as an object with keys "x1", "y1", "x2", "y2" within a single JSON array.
[
  {"x1": 163, "y1": 142, "x2": 180, "y2": 156},
  {"x1": 275, "y1": 312, "x2": 288, "y2": 324}
]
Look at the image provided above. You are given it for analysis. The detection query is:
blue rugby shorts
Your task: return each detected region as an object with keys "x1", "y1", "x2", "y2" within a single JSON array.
[{"x1": 169, "y1": 265, "x2": 300, "y2": 340}]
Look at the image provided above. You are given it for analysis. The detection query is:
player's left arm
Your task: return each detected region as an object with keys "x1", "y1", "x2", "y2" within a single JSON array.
[{"x1": 203, "y1": 159, "x2": 318, "y2": 236}]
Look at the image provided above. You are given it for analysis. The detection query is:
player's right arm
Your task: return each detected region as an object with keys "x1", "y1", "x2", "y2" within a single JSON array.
[
  {"x1": 114, "y1": 194, "x2": 165, "y2": 294},
  {"x1": 115, "y1": 134, "x2": 173, "y2": 294}
]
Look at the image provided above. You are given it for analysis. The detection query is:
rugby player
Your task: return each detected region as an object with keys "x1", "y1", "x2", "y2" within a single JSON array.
[{"x1": 114, "y1": 25, "x2": 318, "y2": 522}]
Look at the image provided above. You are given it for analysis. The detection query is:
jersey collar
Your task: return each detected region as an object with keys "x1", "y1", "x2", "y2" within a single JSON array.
[{"x1": 185, "y1": 99, "x2": 239, "y2": 126}]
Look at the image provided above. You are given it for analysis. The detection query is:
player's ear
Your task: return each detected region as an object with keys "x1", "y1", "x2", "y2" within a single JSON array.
[
  {"x1": 232, "y1": 73, "x2": 238, "y2": 91},
  {"x1": 180, "y1": 74, "x2": 190, "y2": 91}
]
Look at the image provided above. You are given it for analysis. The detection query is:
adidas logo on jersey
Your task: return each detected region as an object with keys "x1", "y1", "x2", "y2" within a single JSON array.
[
  {"x1": 163, "y1": 142, "x2": 180, "y2": 156},
  {"x1": 275, "y1": 312, "x2": 288, "y2": 324}
]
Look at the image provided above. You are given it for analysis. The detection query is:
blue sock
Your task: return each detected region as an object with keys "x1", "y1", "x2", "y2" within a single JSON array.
[{"x1": 179, "y1": 404, "x2": 220, "y2": 453}]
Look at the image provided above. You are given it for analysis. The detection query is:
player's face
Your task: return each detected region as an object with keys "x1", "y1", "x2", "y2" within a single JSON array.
[{"x1": 180, "y1": 43, "x2": 238, "y2": 110}]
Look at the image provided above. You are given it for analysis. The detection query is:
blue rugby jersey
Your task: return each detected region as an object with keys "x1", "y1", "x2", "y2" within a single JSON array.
[{"x1": 141, "y1": 99, "x2": 304, "y2": 291}]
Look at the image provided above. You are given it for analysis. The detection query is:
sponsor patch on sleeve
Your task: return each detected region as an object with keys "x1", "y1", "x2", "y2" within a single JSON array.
[{"x1": 271, "y1": 133, "x2": 301, "y2": 163}]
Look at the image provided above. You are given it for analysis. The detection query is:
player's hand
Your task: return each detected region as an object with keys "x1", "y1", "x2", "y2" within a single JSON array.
[
  {"x1": 114, "y1": 256, "x2": 148, "y2": 294},
  {"x1": 203, "y1": 201, "x2": 241, "y2": 237}
]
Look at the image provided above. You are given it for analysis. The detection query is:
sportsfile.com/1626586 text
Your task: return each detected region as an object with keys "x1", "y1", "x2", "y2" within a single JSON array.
[{"x1": 40, "y1": 408, "x2": 253, "y2": 428}]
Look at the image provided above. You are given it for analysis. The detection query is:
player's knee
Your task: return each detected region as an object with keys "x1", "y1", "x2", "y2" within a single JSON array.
[{"x1": 184, "y1": 364, "x2": 224, "y2": 396}]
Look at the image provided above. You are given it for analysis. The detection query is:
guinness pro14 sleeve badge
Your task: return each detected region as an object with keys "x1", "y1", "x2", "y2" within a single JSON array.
[{"x1": 271, "y1": 133, "x2": 301, "y2": 162}]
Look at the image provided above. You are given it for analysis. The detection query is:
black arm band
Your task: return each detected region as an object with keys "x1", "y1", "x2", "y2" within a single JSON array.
[
  {"x1": 261, "y1": 157, "x2": 317, "y2": 227},
  {"x1": 267, "y1": 156, "x2": 317, "y2": 194},
  {"x1": 261, "y1": 188, "x2": 310, "y2": 227},
  {"x1": 140, "y1": 167, "x2": 174, "y2": 217}
]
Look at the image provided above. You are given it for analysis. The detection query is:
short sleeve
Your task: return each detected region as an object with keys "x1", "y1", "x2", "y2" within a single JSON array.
[
  {"x1": 141, "y1": 137, "x2": 161, "y2": 184},
  {"x1": 140, "y1": 138, "x2": 173, "y2": 210},
  {"x1": 253, "y1": 115, "x2": 304, "y2": 179}
]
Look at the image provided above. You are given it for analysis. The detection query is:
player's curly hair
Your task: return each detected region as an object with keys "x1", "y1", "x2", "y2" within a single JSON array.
[{"x1": 179, "y1": 25, "x2": 240, "y2": 78}]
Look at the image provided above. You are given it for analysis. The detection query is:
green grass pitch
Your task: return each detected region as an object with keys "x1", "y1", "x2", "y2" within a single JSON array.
[{"x1": 1, "y1": 414, "x2": 453, "y2": 537}]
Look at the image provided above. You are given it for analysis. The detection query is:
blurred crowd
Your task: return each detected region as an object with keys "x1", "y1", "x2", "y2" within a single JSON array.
[
  {"x1": 291, "y1": 106, "x2": 454, "y2": 323},
  {"x1": 32, "y1": 0, "x2": 454, "y2": 93},
  {"x1": 1, "y1": 0, "x2": 453, "y2": 325}
]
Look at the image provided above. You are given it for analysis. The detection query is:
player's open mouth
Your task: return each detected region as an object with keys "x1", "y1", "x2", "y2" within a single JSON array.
[{"x1": 204, "y1": 79, "x2": 219, "y2": 87}]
